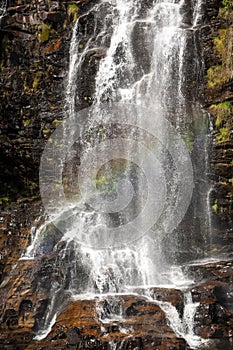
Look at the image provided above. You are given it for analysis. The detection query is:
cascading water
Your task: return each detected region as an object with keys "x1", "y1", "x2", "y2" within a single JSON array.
[
  {"x1": 24, "y1": 0, "x2": 212, "y2": 347},
  {"x1": 0, "y1": 0, "x2": 7, "y2": 26}
]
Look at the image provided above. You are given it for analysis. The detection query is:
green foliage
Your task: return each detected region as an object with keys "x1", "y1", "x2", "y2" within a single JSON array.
[
  {"x1": 206, "y1": 28, "x2": 233, "y2": 90},
  {"x1": 221, "y1": 0, "x2": 233, "y2": 11},
  {"x1": 23, "y1": 119, "x2": 31, "y2": 127},
  {"x1": 209, "y1": 101, "x2": 232, "y2": 127},
  {"x1": 216, "y1": 127, "x2": 231, "y2": 143},
  {"x1": 0, "y1": 197, "x2": 9, "y2": 206},
  {"x1": 212, "y1": 201, "x2": 218, "y2": 213},
  {"x1": 219, "y1": 0, "x2": 233, "y2": 19},
  {"x1": 42, "y1": 128, "x2": 51, "y2": 137},
  {"x1": 52, "y1": 119, "x2": 62, "y2": 127},
  {"x1": 39, "y1": 23, "x2": 51, "y2": 43},
  {"x1": 68, "y1": 4, "x2": 79, "y2": 22}
]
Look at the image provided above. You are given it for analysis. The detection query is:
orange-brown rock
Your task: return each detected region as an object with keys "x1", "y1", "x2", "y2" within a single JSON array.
[{"x1": 25, "y1": 296, "x2": 189, "y2": 350}]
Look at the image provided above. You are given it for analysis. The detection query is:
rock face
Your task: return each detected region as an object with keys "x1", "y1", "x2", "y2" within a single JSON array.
[
  {"x1": 201, "y1": 0, "x2": 233, "y2": 241},
  {"x1": 0, "y1": 0, "x2": 233, "y2": 349},
  {"x1": 25, "y1": 296, "x2": 189, "y2": 350}
]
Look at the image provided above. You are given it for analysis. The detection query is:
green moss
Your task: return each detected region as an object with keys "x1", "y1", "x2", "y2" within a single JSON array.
[
  {"x1": 216, "y1": 127, "x2": 231, "y2": 143},
  {"x1": 52, "y1": 119, "x2": 62, "y2": 127},
  {"x1": 23, "y1": 119, "x2": 31, "y2": 127},
  {"x1": 220, "y1": 0, "x2": 233, "y2": 14},
  {"x1": 68, "y1": 4, "x2": 79, "y2": 22},
  {"x1": 39, "y1": 23, "x2": 51, "y2": 43},
  {"x1": 0, "y1": 197, "x2": 9, "y2": 206},
  {"x1": 212, "y1": 201, "x2": 218, "y2": 213},
  {"x1": 209, "y1": 101, "x2": 232, "y2": 127},
  {"x1": 32, "y1": 71, "x2": 43, "y2": 89},
  {"x1": 222, "y1": 0, "x2": 232, "y2": 7},
  {"x1": 63, "y1": 20, "x2": 67, "y2": 30},
  {"x1": 206, "y1": 27, "x2": 233, "y2": 90},
  {"x1": 42, "y1": 128, "x2": 51, "y2": 136}
]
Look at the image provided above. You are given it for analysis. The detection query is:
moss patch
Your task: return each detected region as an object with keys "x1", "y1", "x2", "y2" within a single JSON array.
[
  {"x1": 216, "y1": 127, "x2": 231, "y2": 143},
  {"x1": 209, "y1": 101, "x2": 232, "y2": 143},
  {"x1": 206, "y1": 27, "x2": 233, "y2": 90},
  {"x1": 38, "y1": 23, "x2": 51, "y2": 43},
  {"x1": 209, "y1": 101, "x2": 232, "y2": 128},
  {"x1": 68, "y1": 4, "x2": 79, "y2": 22}
]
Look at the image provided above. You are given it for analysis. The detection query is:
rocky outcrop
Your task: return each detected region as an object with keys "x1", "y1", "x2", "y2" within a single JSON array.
[
  {"x1": 0, "y1": 255, "x2": 190, "y2": 349},
  {"x1": 186, "y1": 259, "x2": 233, "y2": 342},
  {"x1": 0, "y1": 255, "x2": 233, "y2": 349},
  {"x1": 201, "y1": 0, "x2": 233, "y2": 234},
  {"x1": 25, "y1": 296, "x2": 189, "y2": 350},
  {"x1": 0, "y1": 199, "x2": 42, "y2": 282},
  {"x1": 0, "y1": 0, "x2": 93, "y2": 203}
]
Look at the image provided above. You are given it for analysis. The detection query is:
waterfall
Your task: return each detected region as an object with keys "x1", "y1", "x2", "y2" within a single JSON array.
[
  {"x1": 155, "y1": 291, "x2": 207, "y2": 348},
  {"x1": 25, "y1": 0, "x2": 211, "y2": 346},
  {"x1": 0, "y1": 0, "x2": 7, "y2": 27}
]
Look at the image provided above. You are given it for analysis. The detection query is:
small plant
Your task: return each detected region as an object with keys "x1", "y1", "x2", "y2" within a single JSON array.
[
  {"x1": 216, "y1": 127, "x2": 231, "y2": 143},
  {"x1": 39, "y1": 23, "x2": 51, "y2": 43},
  {"x1": 206, "y1": 27, "x2": 233, "y2": 90},
  {"x1": 68, "y1": 4, "x2": 79, "y2": 22},
  {"x1": 222, "y1": 0, "x2": 232, "y2": 10},
  {"x1": 212, "y1": 201, "x2": 218, "y2": 213},
  {"x1": 209, "y1": 101, "x2": 232, "y2": 127}
]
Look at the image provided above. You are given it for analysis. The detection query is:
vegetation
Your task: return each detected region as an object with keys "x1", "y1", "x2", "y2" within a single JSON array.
[
  {"x1": 68, "y1": 4, "x2": 79, "y2": 22},
  {"x1": 209, "y1": 102, "x2": 232, "y2": 128},
  {"x1": 38, "y1": 23, "x2": 51, "y2": 43},
  {"x1": 207, "y1": 28, "x2": 233, "y2": 89},
  {"x1": 209, "y1": 102, "x2": 232, "y2": 143},
  {"x1": 216, "y1": 127, "x2": 231, "y2": 143}
]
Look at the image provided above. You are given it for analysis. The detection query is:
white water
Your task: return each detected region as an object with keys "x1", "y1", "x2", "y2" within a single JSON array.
[
  {"x1": 0, "y1": 0, "x2": 7, "y2": 24},
  {"x1": 26, "y1": 0, "x2": 211, "y2": 346},
  {"x1": 193, "y1": 0, "x2": 204, "y2": 27},
  {"x1": 156, "y1": 292, "x2": 207, "y2": 348}
]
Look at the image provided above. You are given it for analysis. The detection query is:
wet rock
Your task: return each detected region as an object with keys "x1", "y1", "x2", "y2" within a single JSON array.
[
  {"x1": 149, "y1": 288, "x2": 184, "y2": 316},
  {"x1": 25, "y1": 296, "x2": 189, "y2": 350}
]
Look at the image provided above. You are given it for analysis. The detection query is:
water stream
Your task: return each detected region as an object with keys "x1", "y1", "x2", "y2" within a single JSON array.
[
  {"x1": 0, "y1": 0, "x2": 7, "y2": 27},
  {"x1": 24, "y1": 0, "x2": 212, "y2": 347}
]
